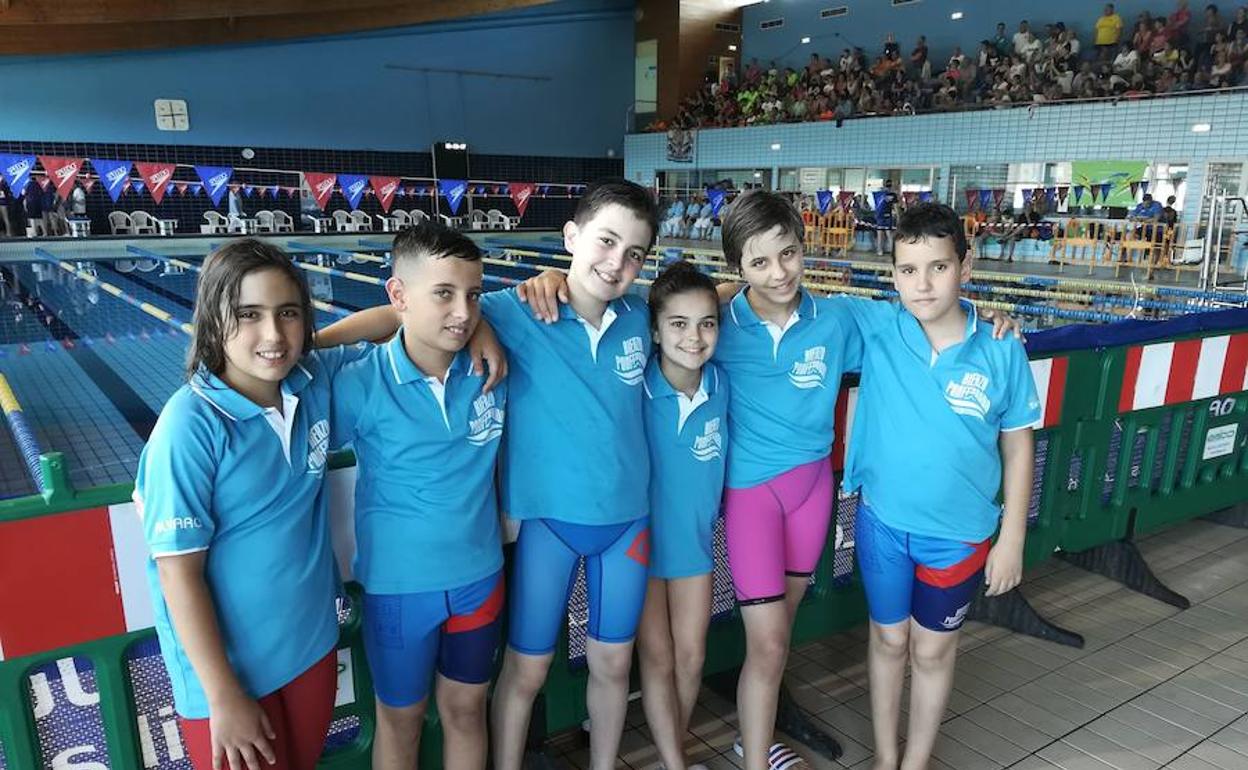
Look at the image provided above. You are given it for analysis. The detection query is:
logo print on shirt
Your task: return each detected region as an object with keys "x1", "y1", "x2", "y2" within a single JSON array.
[
  {"x1": 691, "y1": 417, "x2": 722, "y2": 462},
  {"x1": 306, "y1": 419, "x2": 330, "y2": 475},
  {"x1": 788, "y1": 346, "x2": 827, "y2": 389},
  {"x1": 467, "y1": 391, "x2": 505, "y2": 446},
  {"x1": 615, "y1": 336, "x2": 646, "y2": 386},
  {"x1": 941, "y1": 602, "x2": 970, "y2": 630},
  {"x1": 945, "y1": 372, "x2": 991, "y2": 421},
  {"x1": 152, "y1": 516, "x2": 204, "y2": 535}
]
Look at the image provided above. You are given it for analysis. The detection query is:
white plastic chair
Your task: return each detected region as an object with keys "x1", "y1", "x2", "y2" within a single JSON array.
[
  {"x1": 200, "y1": 211, "x2": 228, "y2": 234},
  {"x1": 487, "y1": 209, "x2": 511, "y2": 230},
  {"x1": 108, "y1": 211, "x2": 134, "y2": 235},
  {"x1": 468, "y1": 209, "x2": 488, "y2": 230},
  {"x1": 392, "y1": 210, "x2": 412, "y2": 229},
  {"x1": 410, "y1": 209, "x2": 429, "y2": 225},
  {"x1": 254, "y1": 211, "x2": 276, "y2": 233},
  {"x1": 350, "y1": 210, "x2": 373, "y2": 231},
  {"x1": 273, "y1": 211, "x2": 294, "y2": 232},
  {"x1": 331, "y1": 210, "x2": 353, "y2": 232},
  {"x1": 438, "y1": 213, "x2": 462, "y2": 229},
  {"x1": 130, "y1": 211, "x2": 158, "y2": 235}
]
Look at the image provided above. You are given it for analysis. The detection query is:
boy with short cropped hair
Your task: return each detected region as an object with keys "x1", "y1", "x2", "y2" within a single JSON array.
[
  {"x1": 842, "y1": 202, "x2": 1038, "y2": 770},
  {"x1": 330, "y1": 221, "x2": 506, "y2": 770}
]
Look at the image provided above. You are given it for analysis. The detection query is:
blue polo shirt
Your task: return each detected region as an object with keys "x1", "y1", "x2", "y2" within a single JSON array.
[
  {"x1": 330, "y1": 333, "x2": 506, "y2": 594},
  {"x1": 135, "y1": 347, "x2": 356, "y2": 719},
  {"x1": 643, "y1": 357, "x2": 729, "y2": 578},
  {"x1": 481, "y1": 288, "x2": 650, "y2": 525},
  {"x1": 714, "y1": 288, "x2": 863, "y2": 488},
  {"x1": 842, "y1": 299, "x2": 1041, "y2": 542}
]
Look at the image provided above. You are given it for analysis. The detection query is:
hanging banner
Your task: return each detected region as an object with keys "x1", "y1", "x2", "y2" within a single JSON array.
[
  {"x1": 815, "y1": 190, "x2": 834, "y2": 216},
  {"x1": 1139, "y1": 180, "x2": 1149, "y2": 197},
  {"x1": 708, "y1": 188, "x2": 727, "y2": 217},
  {"x1": 1072, "y1": 185, "x2": 1086, "y2": 204},
  {"x1": 1021, "y1": 188, "x2": 1033, "y2": 205},
  {"x1": 978, "y1": 188, "x2": 993, "y2": 210},
  {"x1": 837, "y1": 190, "x2": 855, "y2": 209},
  {"x1": 964, "y1": 189, "x2": 978, "y2": 210},
  {"x1": 0, "y1": 154, "x2": 35, "y2": 198},
  {"x1": 1128, "y1": 180, "x2": 1140, "y2": 199},
  {"x1": 508, "y1": 182, "x2": 534, "y2": 218},
  {"x1": 339, "y1": 174, "x2": 368, "y2": 210},
  {"x1": 370, "y1": 176, "x2": 401, "y2": 213},
  {"x1": 992, "y1": 189, "x2": 1006, "y2": 209},
  {"x1": 303, "y1": 172, "x2": 337, "y2": 211},
  {"x1": 1056, "y1": 185, "x2": 1069, "y2": 204},
  {"x1": 91, "y1": 159, "x2": 133, "y2": 203},
  {"x1": 439, "y1": 179, "x2": 468, "y2": 215},
  {"x1": 195, "y1": 165, "x2": 234, "y2": 206},
  {"x1": 135, "y1": 162, "x2": 176, "y2": 205},
  {"x1": 38, "y1": 156, "x2": 85, "y2": 201}
]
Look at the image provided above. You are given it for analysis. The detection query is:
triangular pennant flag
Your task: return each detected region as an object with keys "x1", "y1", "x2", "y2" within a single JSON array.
[
  {"x1": 837, "y1": 190, "x2": 855, "y2": 209},
  {"x1": 269, "y1": 185, "x2": 281, "y2": 198},
  {"x1": 992, "y1": 188, "x2": 1006, "y2": 208},
  {"x1": 1139, "y1": 180, "x2": 1149, "y2": 197},
  {"x1": 1057, "y1": 185, "x2": 1069, "y2": 204},
  {"x1": 135, "y1": 162, "x2": 176, "y2": 205},
  {"x1": 918, "y1": 191, "x2": 933, "y2": 202},
  {"x1": 439, "y1": 179, "x2": 468, "y2": 215},
  {"x1": 1044, "y1": 187, "x2": 1057, "y2": 205},
  {"x1": 190, "y1": 183, "x2": 203, "y2": 196},
  {"x1": 195, "y1": 166, "x2": 234, "y2": 206},
  {"x1": 338, "y1": 173, "x2": 368, "y2": 209},
  {"x1": 978, "y1": 189, "x2": 993, "y2": 210},
  {"x1": 35, "y1": 176, "x2": 50, "y2": 190},
  {"x1": 303, "y1": 172, "x2": 337, "y2": 211},
  {"x1": 370, "y1": 176, "x2": 401, "y2": 213},
  {"x1": 1129, "y1": 181, "x2": 1140, "y2": 199},
  {"x1": 0, "y1": 154, "x2": 36, "y2": 198},
  {"x1": 964, "y1": 189, "x2": 979, "y2": 210},
  {"x1": 1073, "y1": 185, "x2": 1085, "y2": 204},
  {"x1": 82, "y1": 178, "x2": 96, "y2": 193},
  {"x1": 175, "y1": 182, "x2": 189, "y2": 195},
  {"x1": 873, "y1": 190, "x2": 887, "y2": 211},
  {"x1": 90, "y1": 159, "x2": 133, "y2": 203},
  {"x1": 815, "y1": 190, "x2": 834, "y2": 215},
  {"x1": 396, "y1": 186, "x2": 408, "y2": 198},
  {"x1": 1022, "y1": 188, "x2": 1033, "y2": 205},
  {"x1": 509, "y1": 182, "x2": 535, "y2": 218},
  {"x1": 242, "y1": 185, "x2": 254, "y2": 197},
  {"x1": 37, "y1": 156, "x2": 85, "y2": 201},
  {"x1": 131, "y1": 180, "x2": 146, "y2": 195},
  {"x1": 1099, "y1": 182, "x2": 1113, "y2": 202}
]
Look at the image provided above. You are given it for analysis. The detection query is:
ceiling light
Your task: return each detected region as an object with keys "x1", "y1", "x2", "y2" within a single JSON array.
[
  {"x1": 951, "y1": 11, "x2": 964, "y2": 20},
  {"x1": 770, "y1": 143, "x2": 781, "y2": 150},
  {"x1": 1191, "y1": 123, "x2": 1212, "y2": 133}
]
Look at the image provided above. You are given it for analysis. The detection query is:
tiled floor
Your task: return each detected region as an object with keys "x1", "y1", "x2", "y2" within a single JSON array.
[{"x1": 550, "y1": 516, "x2": 1248, "y2": 769}]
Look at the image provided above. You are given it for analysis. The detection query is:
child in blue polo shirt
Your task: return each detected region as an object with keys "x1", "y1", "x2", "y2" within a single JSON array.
[
  {"x1": 637, "y1": 260, "x2": 729, "y2": 770},
  {"x1": 842, "y1": 203, "x2": 1038, "y2": 770},
  {"x1": 135, "y1": 239, "x2": 361, "y2": 770},
  {"x1": 329, "y1": 222, "x2": 506, "y2": 770},
  {"x1": 317, "y1": 179, "x2": 661, "y2": 770}
]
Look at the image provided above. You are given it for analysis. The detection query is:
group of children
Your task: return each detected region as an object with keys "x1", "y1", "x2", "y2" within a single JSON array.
[
  {"x1": 136, "y1": 178, "x2": 1038, "y2": 770},
  {"x1": 660, "y1": 195, "x2": 720, "y2": 240}
]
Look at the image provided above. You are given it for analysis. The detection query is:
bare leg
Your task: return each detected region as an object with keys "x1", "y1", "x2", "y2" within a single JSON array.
[
  {"x1": 866, "y1": 621, "x2": 910, "y2": 770},
  {"x1": 639, "y1": 579, "x2": 686, "y2": 770},
  {"x1": 372, "y1": 697, "x2": 427, "y2": 770},
  {"x1": 490, "y1": 648, "x2": 554, "y2": 770},
  {"x1": 436, "y1": 675, "x2": 490, "y2": 770},
  {"x1": 899, "y1": 623, "x2": 959, "y2": 770},
  {"x1": 585, "y1": 638, "x2": 636, "y2": 770}
]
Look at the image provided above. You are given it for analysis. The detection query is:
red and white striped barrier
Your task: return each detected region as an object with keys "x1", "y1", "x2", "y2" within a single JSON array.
[
  {"x1": 1029, "y1": 356, "x2": 1069, "y2": 429},
  {"x1": 1119, "y1": 333, "x2": 1248, "y2": 413}
]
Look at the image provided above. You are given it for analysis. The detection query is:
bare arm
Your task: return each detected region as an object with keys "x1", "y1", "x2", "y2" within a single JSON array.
[
  {"x1": 157, "y1": 553, "x2": 276, "y2": 770},
  {"x1": 984, "y1": 427, "x2": 1033, "y2": 596},
  {"x1": 314, "y1": 305, "x2": 400, "y2": 347}
]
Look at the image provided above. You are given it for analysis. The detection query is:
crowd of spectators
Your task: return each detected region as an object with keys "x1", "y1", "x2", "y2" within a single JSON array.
[{"x1": 654, "y1": 1, "x2": 1248, "y2": 131}]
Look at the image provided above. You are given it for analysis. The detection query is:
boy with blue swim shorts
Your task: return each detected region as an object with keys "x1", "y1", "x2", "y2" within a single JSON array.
[
  {"x1": 842, "y1": 202, "x2": 1038, "y2": 770},
  {"x1": 330, "y1": 223, "x2": 506, "y2": 770}
]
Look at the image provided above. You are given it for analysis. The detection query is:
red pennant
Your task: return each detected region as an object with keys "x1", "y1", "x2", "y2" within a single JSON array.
[
  {"x1": 304, "y1": 172, "x2": 337, "y2": 211},
  {"x1": 509, "y1": 182, "x2": 535, "y2": 218},
  {"x1": 134, "y1": 162, "x2": 176, "y2": 205},
  {"x1": 82, "y1": 178, "x2": 97, "y2": 192},
  {"x1": 175, "y1": 182, "x2": 188, "y2": 195},
  {"x1": 370, "y1": 175, "x2": 401, "y2": 214},
  {"x1": 837, "y1": 190, "x2": 854, "y2": 210},
  {"x1": 964, "y1": 189, "x2": 979, "y2": 210},
  {"x1": 902, "y1": 191, "x2": 917, "y2": 207},
  {"x1": 992, "y1": 188, "x2": 1007, "y2": 208},
  {"x1": 38, "y1": 157, "x2": 85, "y2": 200}
]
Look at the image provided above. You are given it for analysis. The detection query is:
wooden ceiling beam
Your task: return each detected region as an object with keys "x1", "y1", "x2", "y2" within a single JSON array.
[{"x1": 0, "y1": 0, "x2": 554, "y2": 55}]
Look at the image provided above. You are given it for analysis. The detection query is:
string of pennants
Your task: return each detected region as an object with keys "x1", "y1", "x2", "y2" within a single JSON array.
[
  {"x1": 812, "y1": 189, "x2": 934, "y2": 215},
  {"x1": 962, "y1": 181, "x2": 1151, "y2": 210},
  {"x1": 0, "y1": 154, "x2": 586, "y2": 221}
]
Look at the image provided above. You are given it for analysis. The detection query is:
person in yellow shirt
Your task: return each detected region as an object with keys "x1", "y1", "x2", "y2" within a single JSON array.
[{"x1": 1096, "y1": 3, "x2": 1125, "y2": 59}]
